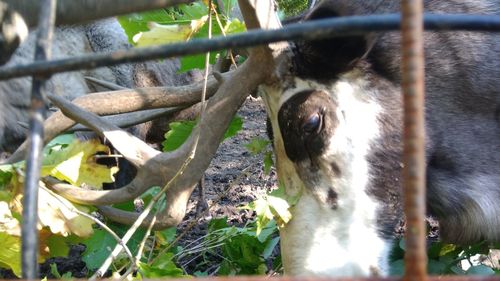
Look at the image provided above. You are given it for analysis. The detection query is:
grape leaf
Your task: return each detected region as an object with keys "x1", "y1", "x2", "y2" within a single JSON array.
[
  {"x1": 82, "y1": 223, "x2": 147, "y2": 270},
  {"x1": 37, "y1": 186, "x2": 94, "y2": 237},
  {"x1": 244, "y1": 138, "x2": 270, "y2": 155},
  {"x1": 0, "y1": 201, "x2": 20, "y2": 236},
  {"x1": 162, "y1": 116, "x2": 242, "y2": 152},
  {"x1": 41, "y1": 139, "x2": 118, "y2": 189},
  {"x1": 132, "y1": 17, "x2": 208, "y2": 47},
  {"x1": 0, "y1": 232, "x2": 21, "y2": 277}
]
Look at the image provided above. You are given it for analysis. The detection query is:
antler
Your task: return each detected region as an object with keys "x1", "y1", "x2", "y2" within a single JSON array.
[
  {"x1": 4, "y1": 74, "x2": 227, "y2": 164},
  {"x1": 44, "y1": 48, "x2": 273, "y2": 227},
  {"x1": 6, "y1": 0, "x2": 281, "y2": 229}
]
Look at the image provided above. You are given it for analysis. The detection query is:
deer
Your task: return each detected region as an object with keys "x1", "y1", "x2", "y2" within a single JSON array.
[
  {"x1": 0, "y1": 0, "x2": 497, "y2": 277},
  {"x1": 261, "y1": 0, "x2": 500, "y2": 276}
]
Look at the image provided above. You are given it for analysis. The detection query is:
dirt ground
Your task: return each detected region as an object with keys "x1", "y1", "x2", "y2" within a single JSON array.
[{"x1": 182, "y1": 97, "x2": 276, "y2": 228}]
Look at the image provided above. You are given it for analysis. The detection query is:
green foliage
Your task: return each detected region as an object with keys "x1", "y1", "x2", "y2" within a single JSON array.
[
  {"x1": 118, "y1": 0, "x2": 246, "y2": 72},
  {"x1": 390, "y1": 239, "x2": 499, "y2": 276},
  {"x1": 49, "y1": 263, "x2": 73, "y2": 280},
  {"x1": 138, "y1": 253, "x2": 186, "y2": 278},
  {"x1": 162, "y1": 116, "x2": 243, "y2": 152},
  {"x1": 276, "y1": 0, "x2": 309, "y2": 17},
  {"x1": 82, "y1": 223, "x2": 147, "y2": 270},
  {"x1": 200, "y1": 217, "x2": 281, "y2": 275},
  {"x1": 245, "y1": 137, "x2": 274, "y2": 174}
]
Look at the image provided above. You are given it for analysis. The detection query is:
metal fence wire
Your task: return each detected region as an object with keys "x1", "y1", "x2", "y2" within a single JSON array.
[{"x1": 0, "y1": 0, "x2": 499, "y2": 280}]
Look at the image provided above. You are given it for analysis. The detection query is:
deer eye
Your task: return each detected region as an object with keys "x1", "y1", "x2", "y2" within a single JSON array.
[{"x1": 302, "y1": 111, "x2": 323, "y2": 135}]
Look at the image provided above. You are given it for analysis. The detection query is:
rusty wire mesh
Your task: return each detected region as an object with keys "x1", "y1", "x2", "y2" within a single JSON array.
[{"x1": 0, "y1": 0, "x2": 498, "y2": 280}]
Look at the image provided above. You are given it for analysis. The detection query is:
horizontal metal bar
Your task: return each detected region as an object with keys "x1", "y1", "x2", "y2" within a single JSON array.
[
  {"x1": 135, "y1": 276, "x2": 500, "y2": 281},
  {"x1": 0, "y1": 13, "x2": 499, "y2": 80},
  {"x1": 4, "y1": 0, "x2": 194, "y2": 27}
]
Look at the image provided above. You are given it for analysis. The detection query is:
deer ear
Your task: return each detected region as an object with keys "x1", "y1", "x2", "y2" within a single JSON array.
[{"x1": 293, "y1": 2, "x2": 372, "y2": 79}]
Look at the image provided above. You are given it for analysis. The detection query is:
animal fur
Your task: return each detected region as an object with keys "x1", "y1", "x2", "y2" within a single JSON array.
[{"x1": 267, "y1": 0, "x2": 500, "y2": 276}]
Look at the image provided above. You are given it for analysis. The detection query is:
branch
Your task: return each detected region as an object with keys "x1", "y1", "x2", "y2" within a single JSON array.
[{"x1": 4, "y1": 0, "x2": 195, "y2": 27}]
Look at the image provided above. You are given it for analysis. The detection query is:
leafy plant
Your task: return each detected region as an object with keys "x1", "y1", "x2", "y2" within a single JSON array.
[
  {"x1": 162, "y1": 116, "x2": 243, "y2": 152},
  {"x1": 276, "y1": 0, "x2": 309, "y2": 17},
  {"x1": 244, "y1": 137, "x2": 274, "y2": 175},
  {"x1": 0, "y1": 134, "x2": 120, "y2": 277},
  {"x1": 118, "y1": 0, "x2": 245, "y2": 72},
  {"x1": 390, "y1": 239, "x2": 499, "y2": 276}
]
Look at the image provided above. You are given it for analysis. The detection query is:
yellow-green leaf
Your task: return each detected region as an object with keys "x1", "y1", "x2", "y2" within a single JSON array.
[
  {"x1": 41, "y1": 139, "x2": 117, "y2": 189},
  {"x1": 38, "y1": 186, "x2": 94, "y2": 237},
  {"x1": 0, "y1": 232, "x2": 21, "y2": 277},
  {"x1": 133, "y1": 16, "x2": 208, "y2": 47},
  {"x1": 0, "y1": 201, "x2": 20, "y2": 236},
  {"x1": 267, "y1": 195, "x2": 292, "y2": 227}
]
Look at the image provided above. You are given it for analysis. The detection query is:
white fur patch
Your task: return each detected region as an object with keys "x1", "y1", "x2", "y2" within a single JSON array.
[{"x1": 281, "y1": 194, "x2": 391, "y2": 276}]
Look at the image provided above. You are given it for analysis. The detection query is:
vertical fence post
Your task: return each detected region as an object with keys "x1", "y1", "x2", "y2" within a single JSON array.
[
  {"x1": 21, "y1": 0, "x2": 57, "y2": 279},
  {"x1": 401, "y1": 0, "x2": 427, "y2": 281}
]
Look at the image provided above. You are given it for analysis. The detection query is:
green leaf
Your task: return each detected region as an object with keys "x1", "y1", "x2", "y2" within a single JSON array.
[
  {"x1": 81, "y1": 229, "x2": 114, "y2": 270},
  {"x1": 0, "y1": 166, "x2": 13, "y2": 189},
  {"x1": 49, "y1": 263, "x2": 72, "y2": 279},
  {"x1": 244, "y1": 138, "x2": 270, "y2": 155},
  {"x1": 0, "y1": 232, "x2": 21, "y2": 277},
  {"x1": 82, "y1": 224, "x2": 147, "y2": 270},
  {"x1": 389, "y1": 259, "x2": 405, "y2": 276},
  {"x1": 223, "y1": 116, "x2": 243, "y2": 140},
  {"x1": 47, "y1": 235, "x2": 70, "y2": 258},
  {"x1": 439, "y1": 243, "x2": 458, "y2": 257},
  {"x1": 224, "y1": 18, "x2": 246, "y2": 34},
  {"x1": 428, "y1": 259, "x2": 447, "y2": 275},
  {"x1": 177, "y1": 2, "x2": 208, "y2": 20},
  {"x1": 162, "y1": 116, "x2": 242, "y2": 152},
  {"x1": 156, "y1": 227, "x2": 177, "y2": 246},
  {"x1": 45, "y1": 134, "x2": 75, "y2": 153},
  {"x1": 112, "y1": 200, "x2": 135, "y2": 212},
  {"x1": 256, "y1": 220, "x2": 277, "y2": 243},
  {"x1": 466, "y1": 265, "x2": 496, "y2": 275},
  {"x1": 132, "y1": 17, "x2": 208, "y2": 47},
  {"x1": 193, "y1": 270, "x2": 209, "y2": 277},
  {"x1": 117, "y1": 9, "x2": 173, "y2": 44},
  {"x1": 179, "y1": 53, "x2": 217, "y2": 73},
  {"x1": 49, "y1": 263, "x2": 62, "y2": 279},
  {"x1": 208, "y1": 217, "x2": 230, "y2": 232},
  {"x1": 221, "y1": 234, "x2": 265, "y2": 274},
  {"x1": 162, "y1": 120, "x2": 197, "y2": 152},
  {"x1": 138, "y1": 253, "x2": 185, "y2": 278},
  {"x1": 218, "y1": 0, "x2": 238, "y2": 17},
  {"x1": 262, "y1": 236, "x2": 280, "y2": 259}
]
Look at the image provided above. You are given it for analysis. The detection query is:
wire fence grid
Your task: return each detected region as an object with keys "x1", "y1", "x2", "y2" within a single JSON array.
[{"x1": 0, "y1": 0, "x2": 498, "y2": 280}]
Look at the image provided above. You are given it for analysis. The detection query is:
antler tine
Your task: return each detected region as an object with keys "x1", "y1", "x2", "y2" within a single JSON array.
[
  {"x1": 97, "y1": 182, "x2": 196, "y2": 229},
  {"x1": 44, "y1": 173, "x2": 162, "y2": 205},
  {"x1": 48, "y1": 94, "x2": 160, "y2": 167},
  {"x1": 84, "y1": 76, "x2": 128, "y2": 91}
]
